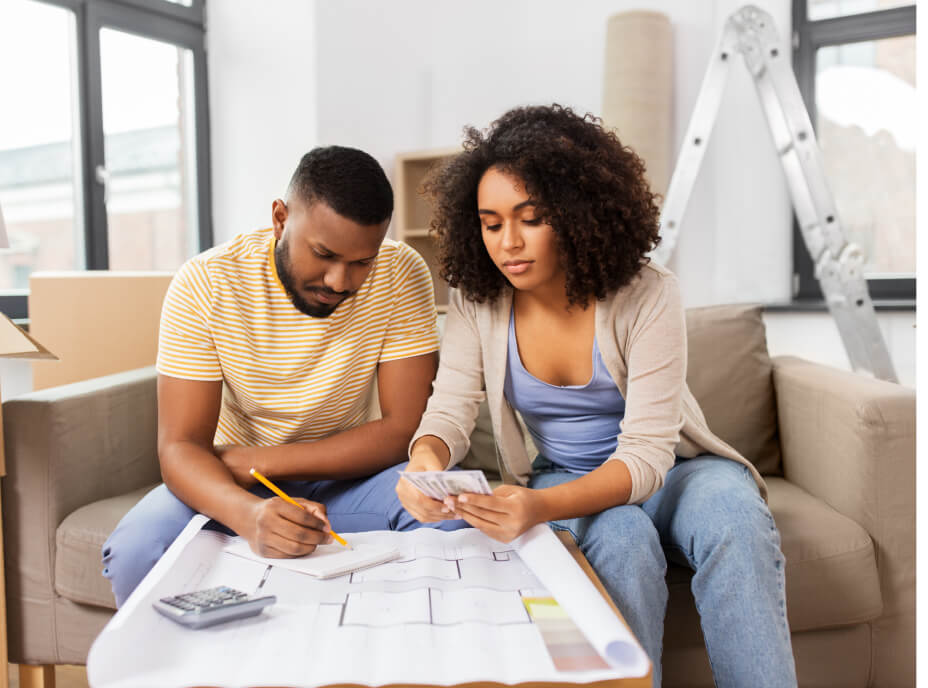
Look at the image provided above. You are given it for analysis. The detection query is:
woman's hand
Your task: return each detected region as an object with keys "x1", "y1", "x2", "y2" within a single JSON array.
[
  {"x1": 398, "y1": 435, "x2": 455, "y2": 523},
  {"x1": 396, "y1": 455, "x2": 455, "y2": 523},
  {"x1": 447, "y1": 485, "x2": 547, "y2": 542},
  {"x1": 215, "y1": 445, "x2": 259, "y2": 487}
]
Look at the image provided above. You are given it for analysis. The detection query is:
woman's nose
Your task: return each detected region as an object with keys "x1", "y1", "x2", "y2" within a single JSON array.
[{"x1": 500, "y1": 222, "x2": 523, "y2": 250}]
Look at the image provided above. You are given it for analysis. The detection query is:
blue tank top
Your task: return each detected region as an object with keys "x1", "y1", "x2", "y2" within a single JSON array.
[{"x1": 503, "y1": 311, "x2": 626, "y2": 473}]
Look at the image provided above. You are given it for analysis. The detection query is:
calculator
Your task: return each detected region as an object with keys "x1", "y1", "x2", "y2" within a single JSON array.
[{"x1": 153, "y1": 585, "x2": 276, "y2": 629}]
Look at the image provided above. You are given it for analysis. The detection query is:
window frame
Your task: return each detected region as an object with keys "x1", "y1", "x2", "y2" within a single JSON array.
[
  {"x1": 791, "y1": 0, "x2": 916, "y2": 302},
  {"x1": 1, "y1": 0, "x2": 212, "y2": 318}
]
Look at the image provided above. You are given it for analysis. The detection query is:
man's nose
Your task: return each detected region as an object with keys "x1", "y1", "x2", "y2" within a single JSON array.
[{"x1": 324, "y1": 263, "x2": 351, "y2": 293}]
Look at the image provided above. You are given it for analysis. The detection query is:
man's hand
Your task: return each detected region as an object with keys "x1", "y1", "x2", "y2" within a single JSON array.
[
  {"x1": 241, "y1": 497, "x2": 332, "y2": 558},
  {"x1": 396, "y1": 456, "x2": 455, "y2": 523},
  {"x1": 446, "y1": 485, "x2": 547, "y2": 543},
  {"x1": 215, "y1": 445, "x2": 259, "y2": 487}
]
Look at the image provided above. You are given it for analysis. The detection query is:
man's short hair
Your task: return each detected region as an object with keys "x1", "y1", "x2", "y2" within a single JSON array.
[{"x1": 286, "y1": 146, "x2": 393, "y2": 225}]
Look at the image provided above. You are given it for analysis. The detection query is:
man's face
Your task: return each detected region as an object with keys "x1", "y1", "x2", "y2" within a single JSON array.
[{"x1": 272, "y1": 197, "x2": 389, "y2": 317}]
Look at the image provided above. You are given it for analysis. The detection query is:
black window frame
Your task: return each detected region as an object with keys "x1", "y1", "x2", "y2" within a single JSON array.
[
  {"x1": 0, "y1": 0, "x2": 212, "y2": 319},
  {"x1": 791, "y1": 0, "x2": 916, "y2": 302}
]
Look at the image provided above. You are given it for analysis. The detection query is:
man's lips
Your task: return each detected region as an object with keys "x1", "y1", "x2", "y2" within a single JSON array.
[{"x1": 308, "y1": 289, "x2": 347, "y2": 304}]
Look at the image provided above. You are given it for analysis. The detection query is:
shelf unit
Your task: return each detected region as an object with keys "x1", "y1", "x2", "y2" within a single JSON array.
[{"x1": 393, "y1": 147, "x2": 460, "y2": 313}]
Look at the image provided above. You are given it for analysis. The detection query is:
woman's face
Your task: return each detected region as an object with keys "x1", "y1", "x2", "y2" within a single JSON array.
[{"x1": 477, "y1": 167, "x2": 564, "y2": 294}]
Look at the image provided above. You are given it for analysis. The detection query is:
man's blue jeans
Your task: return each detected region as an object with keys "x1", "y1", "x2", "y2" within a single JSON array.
[
  {"x1": 530, "y1": 455, "x2": 797, "y2": 688},
  {"x1": 101, "y1": 461, "x2": 468, "y2": 607}
]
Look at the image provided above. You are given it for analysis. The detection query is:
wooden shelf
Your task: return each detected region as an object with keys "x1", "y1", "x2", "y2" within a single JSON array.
[{"x1": 394, "y1": 148, "x2": 460, "y2": 313}]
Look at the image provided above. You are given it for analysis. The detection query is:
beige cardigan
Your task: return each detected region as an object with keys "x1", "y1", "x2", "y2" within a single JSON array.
[{"x1": 411, "y1": 261, "x2": 767, "y2": 504}]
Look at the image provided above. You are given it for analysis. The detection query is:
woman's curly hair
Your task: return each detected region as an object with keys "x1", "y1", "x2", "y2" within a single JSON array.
[{"x1": 422, "y1": 104, "x2": 662, "y2": 306}]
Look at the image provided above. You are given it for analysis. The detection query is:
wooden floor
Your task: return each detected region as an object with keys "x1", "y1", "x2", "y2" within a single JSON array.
[{"x1": 9, "y1": 664, "x2": 89, "y2": 688}]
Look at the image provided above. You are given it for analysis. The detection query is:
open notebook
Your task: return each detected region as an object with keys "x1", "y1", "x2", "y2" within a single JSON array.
[{"x1": 223, "y1": 539, "x2": 400, "y2": 579}]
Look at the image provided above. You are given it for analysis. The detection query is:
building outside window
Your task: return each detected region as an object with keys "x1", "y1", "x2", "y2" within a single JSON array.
[
  {"x1": 792, "y1": 0, "x2": 915, "y2": 302},
  {"x1": 0, "y1": 0, "x2": 211, "y2": 319}
]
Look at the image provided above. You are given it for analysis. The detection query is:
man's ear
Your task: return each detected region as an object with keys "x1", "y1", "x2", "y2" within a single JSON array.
[{"x1": 271, "y1": 199, "x2": 288, "y2": 239}]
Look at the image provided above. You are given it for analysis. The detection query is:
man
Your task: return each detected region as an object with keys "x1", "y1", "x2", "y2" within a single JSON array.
[{"x1": 103, "y1": 146, "x2": 465, "y2": 607}]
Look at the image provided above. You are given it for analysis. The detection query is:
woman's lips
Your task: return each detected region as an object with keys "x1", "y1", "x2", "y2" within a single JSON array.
[{"x1": 503, "y1": 260, "x2": 533, "y2": 275}]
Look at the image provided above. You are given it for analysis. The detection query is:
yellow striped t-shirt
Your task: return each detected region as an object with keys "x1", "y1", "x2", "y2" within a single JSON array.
[{"x1": 156, "y1": 227, "x2": 440, "y2": 447}]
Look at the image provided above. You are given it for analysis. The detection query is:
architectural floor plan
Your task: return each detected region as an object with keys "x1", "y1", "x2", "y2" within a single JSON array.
[{"x1": 88, "y1": 517, "x2": 649, "y2": 687}]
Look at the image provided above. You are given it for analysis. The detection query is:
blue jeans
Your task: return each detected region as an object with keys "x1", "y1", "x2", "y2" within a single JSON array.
[
  {"x1": 102, "y1": 461, "x2": 468, "y2": 607},
  {"x1": 530, "y1": 455, "x2": 797, "y2": 688}
]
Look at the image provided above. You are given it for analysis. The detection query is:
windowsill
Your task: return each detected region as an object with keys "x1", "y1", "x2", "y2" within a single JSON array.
[{"x1": 763, "y1": 299, "x2": 916, "y2": 313}]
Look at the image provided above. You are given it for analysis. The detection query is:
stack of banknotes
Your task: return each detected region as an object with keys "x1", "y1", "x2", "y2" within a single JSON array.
[{"x1": 399, "y1": 470, "x2": 493, "y2": 499}]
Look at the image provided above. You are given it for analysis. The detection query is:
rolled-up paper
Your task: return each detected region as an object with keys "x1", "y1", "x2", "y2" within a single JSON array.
[
  {"x1": 602, "y1": 10, "x2": 674, "y2": 198},
  {"x1": 514, "y1": 524, "x2": 650, "y2": 676}
]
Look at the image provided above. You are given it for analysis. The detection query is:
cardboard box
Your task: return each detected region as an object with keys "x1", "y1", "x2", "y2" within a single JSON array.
[
  {"x1": 0, "y1": 314, "x2": 56, "y2": 688},
  {"x1": 29, "y1": 272, "x2": 173, "y2": 391}
]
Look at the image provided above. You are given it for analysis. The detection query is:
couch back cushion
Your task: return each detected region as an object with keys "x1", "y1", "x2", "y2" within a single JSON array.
[{"x1": 684, "y1": 303, "x2": 781, "y2": 475}]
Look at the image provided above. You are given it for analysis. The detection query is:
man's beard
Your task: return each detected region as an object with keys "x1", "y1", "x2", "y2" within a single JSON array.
[{"x1": 275, "y1": 237, "x2": 349, "y2": 318}]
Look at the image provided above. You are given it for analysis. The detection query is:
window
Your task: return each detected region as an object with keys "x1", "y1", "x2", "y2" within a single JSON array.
[
  {"x1": 0, "y1": 0, "x2": 211, "y2": 319},
  {"x1": 791, "y1": 0, "x2": 915, "y2": 302}
]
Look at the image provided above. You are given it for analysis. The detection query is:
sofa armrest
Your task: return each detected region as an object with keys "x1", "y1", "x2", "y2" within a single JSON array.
[
  {"x1": 2, "y1": 366, "x2": 160, "y2": 625},
  {"x1": 3, "y1": 365, "x2": 161, "y2": 526},
  {"x1": 772, "y1": 355, "x2": 914, "y2": 532},
  {"x1": 772, "y1": 355, "x2": 915, "y2": 683}
]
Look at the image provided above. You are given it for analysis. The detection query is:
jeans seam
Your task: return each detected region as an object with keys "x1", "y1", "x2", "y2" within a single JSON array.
[{"x1": 546, "y1": 522, "x2": 579, "y2": 544}]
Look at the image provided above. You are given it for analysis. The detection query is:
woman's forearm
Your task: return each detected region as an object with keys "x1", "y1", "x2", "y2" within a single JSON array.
[
  {"x1": 534, "y1": 459, "x2": 634, "y2": 522},
  {"x1": 409, "y1": 434, "x2": 452, "y2": 470}
]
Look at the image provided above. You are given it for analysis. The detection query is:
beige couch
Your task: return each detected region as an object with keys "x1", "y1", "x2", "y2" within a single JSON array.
[{"x1": 2, "y1": 304, "x2": 915, "y2": 686}]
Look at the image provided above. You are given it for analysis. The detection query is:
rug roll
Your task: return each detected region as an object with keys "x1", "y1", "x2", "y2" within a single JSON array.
[{"x1": 602, "y1": 11, "x2": 673, "y2": 198}]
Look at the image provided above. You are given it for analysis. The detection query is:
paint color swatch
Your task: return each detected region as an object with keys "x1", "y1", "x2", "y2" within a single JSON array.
[{"x1": 523, "y1": 596, "x2": 610, "y2": 671}]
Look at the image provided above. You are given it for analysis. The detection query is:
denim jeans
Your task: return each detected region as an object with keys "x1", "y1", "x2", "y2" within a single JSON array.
[
  {"x1": 102, "y1": 461, "x2": 468, "y2": 607},
  {"x1": 530, "y1": 455, "x2": 797, "y2": 688}
]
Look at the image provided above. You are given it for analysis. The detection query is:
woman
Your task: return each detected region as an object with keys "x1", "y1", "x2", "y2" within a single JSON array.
[{"x1": 395, "y1": 105, "x2": 796, "y2": 687}]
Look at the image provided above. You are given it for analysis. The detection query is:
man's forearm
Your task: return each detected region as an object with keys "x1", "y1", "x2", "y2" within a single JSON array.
[
  {"x1": 248, "y1": 416, "x2": 415, "y2": 481},
  {"x1": 161, "y1": 441, "x2": 260, "y2": 534}
]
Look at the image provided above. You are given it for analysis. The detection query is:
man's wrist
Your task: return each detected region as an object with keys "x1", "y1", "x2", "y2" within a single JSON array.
[{"x1": 218, "y1": 489, "x2": 263, "y2": 538}]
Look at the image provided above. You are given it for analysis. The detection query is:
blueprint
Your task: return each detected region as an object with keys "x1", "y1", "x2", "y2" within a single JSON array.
[{"x1": 88, "y1": 516, "x2": 649, "y2": 687}]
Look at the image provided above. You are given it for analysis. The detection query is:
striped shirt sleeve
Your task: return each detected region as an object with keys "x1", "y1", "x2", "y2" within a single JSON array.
[
  {"x1": 156, "y1": 257, "x2": 224, "y2": 381},
  {"x1": 380, "y1": 245, "x2": 441, "y2": 362}
]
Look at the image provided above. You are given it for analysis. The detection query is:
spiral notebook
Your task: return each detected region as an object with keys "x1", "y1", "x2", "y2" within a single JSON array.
[{"x1": 223, "y1": 539, "x2": 400, "y2": 579}]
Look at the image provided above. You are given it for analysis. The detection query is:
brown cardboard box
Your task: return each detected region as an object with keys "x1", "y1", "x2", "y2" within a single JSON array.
[
  {"x1": 29, "y1": 272, "x2": 173, "y2": 391},
  {"x1": 0, "y1": 314, "x2": 56, "y2": 688}
]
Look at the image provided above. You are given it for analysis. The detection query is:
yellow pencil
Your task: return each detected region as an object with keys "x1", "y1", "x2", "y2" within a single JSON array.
[{"x1": 249, "y1": 468, "x2": 350, "y2": 548}]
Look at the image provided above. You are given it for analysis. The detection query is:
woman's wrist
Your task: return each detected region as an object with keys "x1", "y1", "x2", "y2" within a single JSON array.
[
  {"x1": 528, "y1": 487, "x2": 555, "y2": 526},
  {"x1": 409, "y1": 435, "x2": 452, "y2": 471},
  {"x1": 408, "y1": 452, "x2": 446, "y2": 471}
]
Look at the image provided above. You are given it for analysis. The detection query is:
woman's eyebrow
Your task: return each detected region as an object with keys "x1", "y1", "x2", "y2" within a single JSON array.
[{"x1": 478, "y1": 200, "x2": 537, "y2": 215}]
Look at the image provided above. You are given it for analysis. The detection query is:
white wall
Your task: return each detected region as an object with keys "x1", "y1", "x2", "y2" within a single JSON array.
[
  {"x1": 206, "y1": 0, "x2": 317, "y2": 242},
  {"x1": 764, "y1": 310, "x2": 916, "y2": 385}
]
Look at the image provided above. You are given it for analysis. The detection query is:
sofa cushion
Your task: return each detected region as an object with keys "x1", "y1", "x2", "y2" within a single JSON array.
[
  {"x1": 685, "y1": 303, "x2": 781, "y2": 475},
  {"x1": 664, "y1": 476, "x2": 882, "y2": 650},
  {"x1": 55, "y1": 483, "x2": 158, "y2": 610}
]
